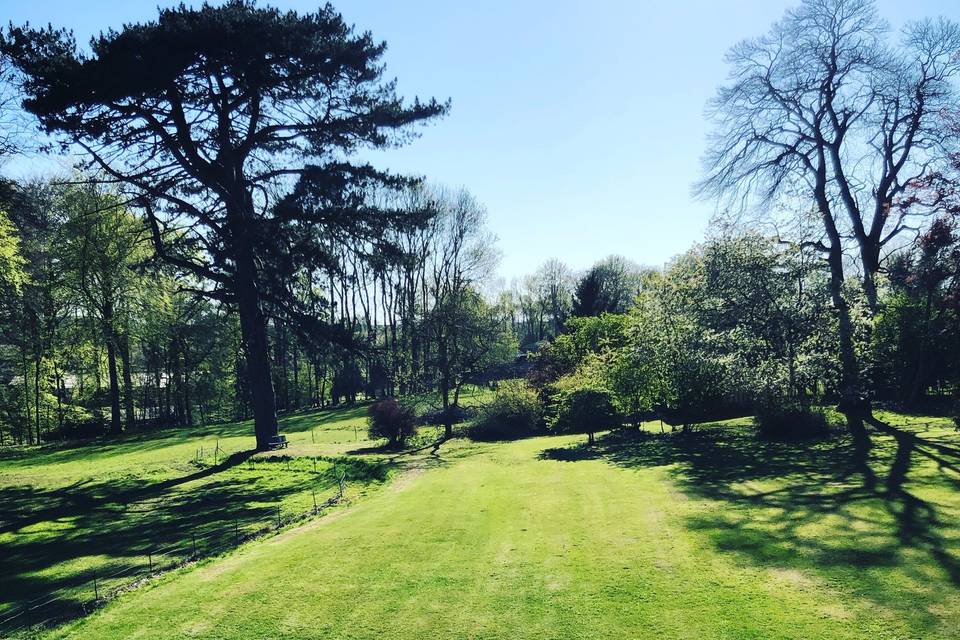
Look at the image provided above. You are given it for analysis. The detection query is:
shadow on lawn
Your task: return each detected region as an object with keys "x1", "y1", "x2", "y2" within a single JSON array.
[
  {"x1": 544, "y1": 416, "x2": 960, "y2": 602},
  {"x1": 0, "y1": 448, "x2": 370, "y2": 623}
]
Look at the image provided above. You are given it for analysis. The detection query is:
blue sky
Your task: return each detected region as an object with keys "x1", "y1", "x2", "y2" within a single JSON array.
[{"x1": 1, "y1": 0, "x2": 957, "y2": 279}]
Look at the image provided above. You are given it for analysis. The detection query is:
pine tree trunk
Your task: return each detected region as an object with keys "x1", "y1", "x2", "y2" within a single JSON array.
[{"x1": 234, "y1": 241, "x2": 279, "y2": 450}]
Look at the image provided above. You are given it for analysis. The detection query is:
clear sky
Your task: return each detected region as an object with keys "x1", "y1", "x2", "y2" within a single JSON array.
[{"x1": 1, "y1": 0, "x2": 957, "y2": 279}]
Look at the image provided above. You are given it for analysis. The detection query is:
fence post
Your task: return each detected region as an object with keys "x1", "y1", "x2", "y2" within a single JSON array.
[
  {"x1": 311, "y1": 428, "x2": 315, "y2": 444},
  {"x1": 276, "y1": 505, "x2": 281, "y2": 529},
  {"x1": 148, "y1": 553, "x2": 153, "y2": 572},
  {"x1": 312, "y1": 458, "x2": 317, "y2": 473}
]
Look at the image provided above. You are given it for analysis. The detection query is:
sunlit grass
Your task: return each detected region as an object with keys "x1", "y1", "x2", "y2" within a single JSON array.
[
  {"x1": 0, "y1": 403, "x2": 393, "y2": 625},
  {"x1": 41, "y1": 411, "x2": 960, "y2": 639}
]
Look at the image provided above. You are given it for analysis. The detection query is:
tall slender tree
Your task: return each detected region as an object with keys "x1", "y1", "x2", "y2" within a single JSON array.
[{"x1": 60, "y1": 183, "x2": 147, "y2": 434}]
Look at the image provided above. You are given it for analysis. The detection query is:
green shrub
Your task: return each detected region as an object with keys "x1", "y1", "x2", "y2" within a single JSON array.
[
  {"x1": 367, "y1": 398, "x2": 417, "y2": 446},
  {"x1": 754, "y1": 401, "x2": 831, "y2": 441},
  {"x1": 469, "y1": 381, "x2": 543, "y2": 441},
  {"x1": 551, "y1": 387, "x2": 621, "y2": 445}
]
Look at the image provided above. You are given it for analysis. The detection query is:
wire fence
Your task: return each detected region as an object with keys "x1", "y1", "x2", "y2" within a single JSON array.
[{"x1": 0, "y1": 469, "x2": 347, "y2": 638}]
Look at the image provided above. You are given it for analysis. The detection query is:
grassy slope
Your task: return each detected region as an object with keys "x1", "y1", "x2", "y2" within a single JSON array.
[
  {"x1": 51, "y1": 413, "x2": 960, "y2": 639},
  {"x1": 0, "y1": 404, "x2": 402, "y2": 621}
]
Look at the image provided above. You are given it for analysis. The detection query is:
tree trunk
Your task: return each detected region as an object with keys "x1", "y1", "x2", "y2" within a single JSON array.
[
  {"x1": 234, "y1": 241, "x2": 279, "y2": 450},
  {"x1": 34, "y1": 352, "x2": 42, "y2": 444},
  {"x1": 905, "y1": 287, "x2": 935, "y2": 408},
  {"x1": 106, "y1": 332, "x2": 122, "y2": 435},
  {"x1": 120, "y1": 331, "x2": 136, "y2": 428},
  {"x1": 826, "y1": 240, "x2": 875, "y2": 488},
  {"x1": 184, "y1": 368, "x2": 193, "y2": 426}
]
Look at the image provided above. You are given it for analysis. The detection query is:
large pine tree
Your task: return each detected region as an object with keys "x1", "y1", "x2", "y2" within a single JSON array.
[{"x1": 3, "y1": 1, "x2": 448, "y2": 448}]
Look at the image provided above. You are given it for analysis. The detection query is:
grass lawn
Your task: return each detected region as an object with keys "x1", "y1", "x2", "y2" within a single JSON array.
[
  {"x1": 0, "y1": 403, "x2": 405, "y2": 629},
  {"x1": 31, "y1": 411, "x2": 960, "y2": 639}
]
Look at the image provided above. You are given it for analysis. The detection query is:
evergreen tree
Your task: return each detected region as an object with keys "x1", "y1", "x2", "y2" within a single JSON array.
[{"x1": 4, "y1": 1, "x2": 449, "y2": 448}]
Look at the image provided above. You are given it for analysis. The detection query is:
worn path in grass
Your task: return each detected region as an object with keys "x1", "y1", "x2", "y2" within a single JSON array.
[{"x1": 52, "y1": 414, "x2": 960, "y2": 639}]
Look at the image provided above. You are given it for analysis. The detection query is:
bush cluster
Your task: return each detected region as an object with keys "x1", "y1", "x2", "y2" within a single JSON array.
[
  {"x1": 468, "y1": 381, "x2": 543, "y2": 441},
  {"x1": 754, "y1": 401, "x2": 831, "y2": 441},
  {"x1": 550, "y1": 386, "x2": 621, "y2": 445},
  {"x1": 367, "y1": 398, "x2": 417, "y2": 446}
]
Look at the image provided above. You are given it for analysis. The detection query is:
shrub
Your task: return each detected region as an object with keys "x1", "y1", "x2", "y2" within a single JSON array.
[
  {"x1": 367, "y1": 398, "x2": 417, "y2": 446},
  {"x1": 469, "y1": 381, "x2": 543, "y2": 441},
  {"x1": 754, "y1": 401, "x2": 831, "y2": 441},
  {"x1": 551, "y1": 387, "x2": 621, "y2": 445}
]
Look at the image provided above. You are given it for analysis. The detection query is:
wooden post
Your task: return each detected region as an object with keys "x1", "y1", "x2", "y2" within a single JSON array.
[
  {"x1": 312, "y1": 458, "x2": 317, "y2": 473},
  {"x1": 148, "y1": 553, "x2": 153, "y2": 572},
  {"x1": 311, "y1": 428, "x2": 315, "y2": 444}
]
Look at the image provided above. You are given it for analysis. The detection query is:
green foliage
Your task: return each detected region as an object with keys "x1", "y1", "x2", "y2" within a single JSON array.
[
  {"x1": 872, "y1": 220, "x2": 960, "y2": 409},
  {"x1": 468, "y1": 380, "x2": 543, "y2": 441},
  {"x1": 367, "y1": 398, "x2": 417, "y2": 446},
  {"x1": 570, "y1": 255, "x2": 645, "y2": 317},
  {"x1": 0, "y1": 208, "x2": 26, "y2": 293},
  {"x1": 549, "y1": 386, "x2": 621, "y2": 443},
  {"x1": 527, "y1": 313, "x2": 629, "y2": 402},
  {"x1": 333, "y1": 359, "x2": 365, "y2": 405}
]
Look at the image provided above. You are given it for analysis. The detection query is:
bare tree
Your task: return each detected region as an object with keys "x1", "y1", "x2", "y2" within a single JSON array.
[
  {"x1": 0, "y1": 55, "x2": 26, "y2": 160},
  {"x1": 425, "y1": 187, "x2": 503, "y2": 438},
  {"x1": 698, "y1": 0, "x2": 960, "y2": 440}
]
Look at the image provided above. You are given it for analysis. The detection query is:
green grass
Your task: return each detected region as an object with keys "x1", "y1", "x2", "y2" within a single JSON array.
[
  {"x1": 0, "y1": 403, "x2": 402, "y2": 628},
  {"x1": 32, "y1": 411, "x2": 960, "y2": 639}
]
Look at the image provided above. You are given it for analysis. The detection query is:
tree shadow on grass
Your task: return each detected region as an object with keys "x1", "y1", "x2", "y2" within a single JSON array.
[
  {"x1": 543, "y1": 416, "x2": 960, "y2": 623},
  {"x1": 0, "y1": 449, "x2": 367, "y2": 629},
  {"x1": 539, "y1": 446, "x2": 603, "y2": 462}
]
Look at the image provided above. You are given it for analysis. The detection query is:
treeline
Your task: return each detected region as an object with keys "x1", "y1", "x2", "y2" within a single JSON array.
[
  {"x1": 1, "y1": 0, "x2": 959, "y2": 450},
  {"x1": 0, "y1": 2, "x2": 524, "y2": 448},
  {"x1": 516, "y1": 230, "x2": 960, "y2": 442},
  {"x1": 0, "y1": 177, "x2": 525, "y2": 445}
]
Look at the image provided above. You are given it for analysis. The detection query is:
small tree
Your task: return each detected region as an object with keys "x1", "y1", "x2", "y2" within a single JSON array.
[
  {"x1": 367, "y1": 398, "x2": 416, "y2": 447},
  {"x1": 551, "y1": 386, "x2": 620, "y2": 445},
  {"x1": 469, "y1": 380, "x2": 543, "y2": 441}
]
